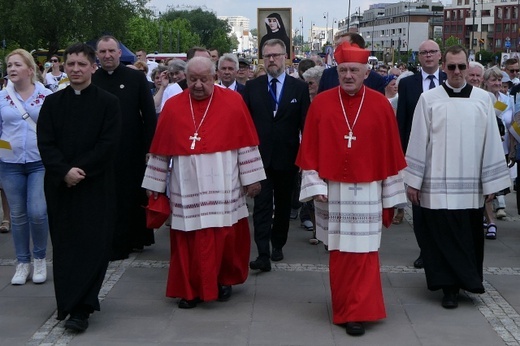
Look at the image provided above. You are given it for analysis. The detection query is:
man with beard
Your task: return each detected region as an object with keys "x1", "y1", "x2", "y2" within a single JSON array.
[{"x1": 243, "y1": 39, "x2": 310, "y2": 271}]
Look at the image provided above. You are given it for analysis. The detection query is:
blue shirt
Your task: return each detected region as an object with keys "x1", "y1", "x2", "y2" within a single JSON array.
[{"x1": 0, "y1": 82, "x2": 52, "y2": 163}]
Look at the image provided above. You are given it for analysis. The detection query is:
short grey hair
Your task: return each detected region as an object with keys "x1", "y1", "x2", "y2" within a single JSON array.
[
  {"x1": 483, "y1": 66, "x2": 503, "y2": 81},
  {"x1": 186, "y1": 56, "x2": 216, "y2": 76},
  {"x1": 302, "y1": 66, "x2": 325, "y2": 81},
  {"x1": 168, "y1": 59, "x2": 186, "y2": 73},
  {"x1": 218, "y1": 53, "x2": 239, "y2": 70},
  {"x1": 469, "y1": 61, "x2": 485, "y2": 75}
]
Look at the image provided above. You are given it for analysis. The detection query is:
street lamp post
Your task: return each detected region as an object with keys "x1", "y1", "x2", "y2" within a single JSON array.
[
  {"x1": 372, "y1": 15, "x2": 375, "y2": 56},
  {"x1": 347, "y1": 0, "x2": 352, "y2": 31},
  {"x1": 323, "y1": 12, "x2": 329, "y2": 43},
  {"x1": 470, "y1": 0, "x2": 476, "y2": 52},
  {"x1": 406, "y1": 2, "x2": 411, "y2": 54}
]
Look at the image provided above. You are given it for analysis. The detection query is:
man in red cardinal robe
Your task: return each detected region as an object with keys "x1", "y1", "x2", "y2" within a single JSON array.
[
  {"x1": 296, "y1": 42, "x2": 407, "y2": 336},
  {"x1": 142, "y1": 57, "x2": 266, "y2": 309}
]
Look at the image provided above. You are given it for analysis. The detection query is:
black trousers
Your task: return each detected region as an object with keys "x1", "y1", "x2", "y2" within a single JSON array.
[
  {"x1": 412, "y1": 203, "x2": 425, "y2": 255},
  {"x1": 253, "y1": 166, "x2": 298, "y2": 258}
]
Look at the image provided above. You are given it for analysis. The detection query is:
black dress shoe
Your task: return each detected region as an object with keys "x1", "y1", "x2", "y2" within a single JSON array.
[
  {"x1": 178, "y1": 298, "x2": 200, "y2": 309},
  {"x1": 271, "y1": 248, "x2": 284, "y2": 261},
  {"x1": 218, "y1": 285, "x2": 232, "y2": 301},
  {"x1": 413, "y1": 256, "x2": 423, "y2": 269},
  {"x1": 249, "y1": 257, "x2": 271, "y2": 271},
  {"x1": 64, "y1": 313, "x2": 89, "y2": 332},
  {"x1": 441, "y1": 288, "x2": 459, "y2": 309},
  {"x1": 345, "y1": 322, "x2": 365, "y2": 336}
]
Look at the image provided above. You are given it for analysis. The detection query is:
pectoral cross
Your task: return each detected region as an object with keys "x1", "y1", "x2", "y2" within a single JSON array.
[
  {"x1": 189, "y1": 133, "x2": 201, "y2": 149},
  {"x1": 344, "y1": 131, "x2": 356, "y2": 148}
]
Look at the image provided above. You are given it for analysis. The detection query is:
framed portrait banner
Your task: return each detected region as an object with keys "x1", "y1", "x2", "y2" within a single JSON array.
[{"x1": 257, "y1": 8, "x2": 292, "y2": 64}]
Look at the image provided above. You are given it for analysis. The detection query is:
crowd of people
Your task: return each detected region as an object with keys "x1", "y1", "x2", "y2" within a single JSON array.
[{"x1": 0, "y1": 31, "x2": 517, "y2": 337}]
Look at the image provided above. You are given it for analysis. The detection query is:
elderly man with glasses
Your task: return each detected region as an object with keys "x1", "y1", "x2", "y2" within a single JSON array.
[{"x1": 396, "y1": 39, "x2": 447, "y2": 270}]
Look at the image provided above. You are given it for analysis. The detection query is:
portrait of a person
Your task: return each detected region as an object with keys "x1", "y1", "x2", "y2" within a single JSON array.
[{"x1": 259, "y1": 13, "x2": 291, "y2": 59}]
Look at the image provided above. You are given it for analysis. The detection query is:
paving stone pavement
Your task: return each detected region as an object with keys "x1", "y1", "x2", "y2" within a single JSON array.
[{"x1": 0, "y1": 194, "x2": 519, "y2": 345}]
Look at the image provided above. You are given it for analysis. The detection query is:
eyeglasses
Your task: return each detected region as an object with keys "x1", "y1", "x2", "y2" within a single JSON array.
[
  {"x1": 264, "y1": 53, "x2": 285, "y2": 60},
  {"x1": 51, "y1": 59, "x2": 58, "y2": 62},
  {"x1": 508, "y1": 69, "x2": 520, "y2": 73},
  {"x1": 418, "y1": 50, "x2": 439, "y2": 56},
  {"x1": 446, "y1": 64, "x2": 467, "y2": 71}
]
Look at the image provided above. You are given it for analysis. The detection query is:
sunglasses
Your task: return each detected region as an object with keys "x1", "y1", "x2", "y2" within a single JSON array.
[
  {"x1": 51, "y1": 59, "x2": 58, "y2": 62},
  {"x1": 508, "y1": 69, "x2": 520, "y2": 73},
  {"x1": 446, "y1": 64, "x2": 467, "y2": 71}
]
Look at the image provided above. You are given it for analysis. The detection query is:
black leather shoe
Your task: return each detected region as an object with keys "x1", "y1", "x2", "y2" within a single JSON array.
[
  {"x1": 413, "y1": 256, "x2": 423, "y2": 269},
  {"x1": 64, "y1": 314, "x2": 89, "y2": 332},
  {"x1": 345, "y1": 322, "x2": 365, "y2": 336},
  {"x1": 249, "y1": 257, "x2": 271, "y2": 271},
  {"x1": 218, "y1": 285, "x2": 232, "y2": 301},
  {"x1": 271, "y1": 248, "x2": 284, "y2": 261},
  {"x1": 441, "y1": 288, "x2": 459, "y2": 309},
  {"x1": 178, "y1": 298, "x2": 200, "y2": 309}
]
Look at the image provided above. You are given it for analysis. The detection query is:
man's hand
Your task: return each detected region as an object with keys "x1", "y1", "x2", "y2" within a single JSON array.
[
  {"x1": 314, "y1": 195, "x2": 328, "y2": 202},
  {"x1": 407, "y1": 186, "x2": 421, "y2": 205},
  {"x1": 64, "y1": 167, "x2": 85, "y2": 187},
  {"x1": 146, "y1": 190, "x2": 159, "y2": 199},
  {"x1": 244, "y1": 182, "x2": 261, "y2": 198}
]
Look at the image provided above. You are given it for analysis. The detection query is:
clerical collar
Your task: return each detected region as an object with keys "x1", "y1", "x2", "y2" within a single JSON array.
[
  {"x1": 107, "y1": 71, "x2": 114, "y2": 75},
  {"x1": 442, "y1": 81, "x2": 472, "y2": 98},
  {"x1": 74, "y1": 89, "x2": 81, "y2": 95}
]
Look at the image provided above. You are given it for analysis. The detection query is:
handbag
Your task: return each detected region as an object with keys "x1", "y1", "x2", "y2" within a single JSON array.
[
  {"x1": 145, "y1": 194, "x2": 171, "y2": 228},
  {"x1": 5, "y1": 82, "x2": 38, "y2": 132}
]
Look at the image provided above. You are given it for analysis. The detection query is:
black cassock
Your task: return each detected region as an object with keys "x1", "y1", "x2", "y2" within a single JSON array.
[
  {"x1": 92, "y1": 64, "x2": 157, "y2": 259},
  {"x1": 37, "y1": 85, "x2": 121, "y2": 319}
]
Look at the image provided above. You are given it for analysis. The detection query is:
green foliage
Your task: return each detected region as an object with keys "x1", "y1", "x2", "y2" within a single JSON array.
[
  {"x1": 0, "y1": 2, "x2": 237, "y2": 61},
  {"x1": 0, "y1": 0, "x2": 148, "y2": 58},
  {"x1": 444, "y1": 36, "x2": 461, "y2": 49},
  {"x1": 125, "y1": 17, "x2": 199, "y2": 53},
  {"x1": 477, "y1": 49, "x2": 495, "y2": 65},
  {"x1": 161, "y1": 8, "x2": 236, "y2": 53}
]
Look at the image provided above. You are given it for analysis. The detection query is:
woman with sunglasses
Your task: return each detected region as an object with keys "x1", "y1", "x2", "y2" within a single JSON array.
[{"x1": 44, "y1": 55, "x2": 67, "y2": 92}]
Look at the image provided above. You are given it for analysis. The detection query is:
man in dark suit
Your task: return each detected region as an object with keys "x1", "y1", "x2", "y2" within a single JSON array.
[
  {"x1": 243, "y1": 38, "x2": 310, "y2": 271},
  {"x1": 217, "y1": 53, "x2": 245, "y2": 95},
  {"x1": 396, "y1": 39, "x2": 446, "y2": 269},
  {"x1": 318, "y1": 32, "x2": 386, "y2": 94}
]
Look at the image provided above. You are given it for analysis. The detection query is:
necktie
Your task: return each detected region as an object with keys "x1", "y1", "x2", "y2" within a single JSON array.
[
  {"x1": 270, "y1": 78, "x2": 278, "y2": 111},
  {"x1": 427, "y1": 75, "x2": 436, "y2": 90}
]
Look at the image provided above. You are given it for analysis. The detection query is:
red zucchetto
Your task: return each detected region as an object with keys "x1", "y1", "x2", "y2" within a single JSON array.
[{"x1": 334, "y1": 41, "x2": 370, "y2": 64}]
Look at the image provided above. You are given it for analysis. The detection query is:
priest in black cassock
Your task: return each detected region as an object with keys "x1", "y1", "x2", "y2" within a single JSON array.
[
  {"x1": 92, "y1": 35, "x2": 157, "y2": 260},
  {"x1": 37, "y1": 43, "x2": 121, "y2": 332}
]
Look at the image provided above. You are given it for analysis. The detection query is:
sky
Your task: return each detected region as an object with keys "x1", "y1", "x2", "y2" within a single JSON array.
[{"x1": 145, "y1": 0, "x2": 436, "y2": 40}]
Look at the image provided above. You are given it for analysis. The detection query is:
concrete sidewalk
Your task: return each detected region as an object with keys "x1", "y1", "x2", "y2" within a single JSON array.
[{"x1": 0, "y1": 194, "x2": 519, "y2": 345}]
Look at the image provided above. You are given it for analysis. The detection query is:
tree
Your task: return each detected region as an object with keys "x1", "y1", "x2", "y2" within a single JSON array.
[
  {"x1": 161, "y1": 8, "x2": 236, "y2": 53},
  {"x1": 444, "y1": 36, "x2": 461, "y2": 51},
  {"x1": 125, "y1": 16, "x2": 199, "y2": 53},
  {"x1": 0, "y1": 0, "x2": 149, "y2": 57},
  {"x1": 293, "y1": 35, "x2": 304, "y2": 47}
]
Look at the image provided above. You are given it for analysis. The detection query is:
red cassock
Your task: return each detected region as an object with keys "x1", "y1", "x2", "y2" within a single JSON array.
[
  {"x1": 297, "y1": 86, "x2": 407, "y2": 324},
  {"x1": 150, "y1": 87, "x2": 260, "y2": 301}
]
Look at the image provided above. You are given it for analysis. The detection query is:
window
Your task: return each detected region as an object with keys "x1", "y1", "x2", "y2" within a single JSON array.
[{"x1": 495, "y1": 39, "x2": 502, "y2": 48}]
